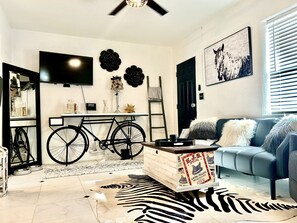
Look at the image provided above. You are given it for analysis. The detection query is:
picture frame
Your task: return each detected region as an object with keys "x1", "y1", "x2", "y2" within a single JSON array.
[{"x1": 204, "y1": 27, "x2": 252, "y2": 86}]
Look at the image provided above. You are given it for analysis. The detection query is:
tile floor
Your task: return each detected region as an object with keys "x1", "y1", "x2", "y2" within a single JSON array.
[{"x1": 0, "y1": 166, "x2": 296, "y2": 223}]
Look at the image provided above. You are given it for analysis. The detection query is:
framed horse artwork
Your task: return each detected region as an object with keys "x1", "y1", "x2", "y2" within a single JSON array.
[{"x1": 204, "y1": 27, "x2": 252, "y2": 86}]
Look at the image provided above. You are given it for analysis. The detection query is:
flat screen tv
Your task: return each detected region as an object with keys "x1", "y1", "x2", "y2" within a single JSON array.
[{"x1": 39, "y1": 51, "x2": 93, "y2": 86}]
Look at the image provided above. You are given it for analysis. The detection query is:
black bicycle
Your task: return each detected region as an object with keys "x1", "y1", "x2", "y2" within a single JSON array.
[
  {"x1": 10, "y1": 127, "x2": 34, "y2": 164},
  {"x1": 47, "y1": 116, "x2": 146, "y2": 165}
]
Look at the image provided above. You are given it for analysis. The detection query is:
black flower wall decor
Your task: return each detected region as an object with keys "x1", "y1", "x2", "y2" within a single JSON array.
[
  {"x1": 124, "y1": 65, "x2": 145, "y2": 87},
  {"x1": 99, "y1": 49, "x2": 121, "y2": 72}
]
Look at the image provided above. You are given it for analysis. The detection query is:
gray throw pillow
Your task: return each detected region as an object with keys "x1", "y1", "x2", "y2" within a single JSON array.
[
  {"x1": 188, "y1": 117, "x2": 218, "y2": 140},
  {"x1": 262, "y1": 115, "x2": 297, "y2": 155}
]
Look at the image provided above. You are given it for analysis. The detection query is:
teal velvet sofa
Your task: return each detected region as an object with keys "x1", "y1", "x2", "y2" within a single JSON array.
[{"x1": 187, "y1": 117, "x2": 297, "y2": 200}]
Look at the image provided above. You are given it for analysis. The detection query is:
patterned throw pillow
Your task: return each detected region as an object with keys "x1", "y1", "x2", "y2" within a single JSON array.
[
  {"x1": 188, "y1": 117, "x2": 218, "y2": 140},
  {"x1": 216, "y1": 119, "x2": 257, "y2": 147},
  {"x1": 262, "y1": 115, "x2": 297, "y2": 155}
]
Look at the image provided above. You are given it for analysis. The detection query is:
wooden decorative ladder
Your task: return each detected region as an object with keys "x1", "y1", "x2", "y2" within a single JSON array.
[{"x1": 147, "y1": 76, "x2": 168, "y2": 141}]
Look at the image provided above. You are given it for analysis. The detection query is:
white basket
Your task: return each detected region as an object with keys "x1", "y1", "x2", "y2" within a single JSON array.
[{"x1": 0, "y1": 146, "x2": 8, "y2": 197}]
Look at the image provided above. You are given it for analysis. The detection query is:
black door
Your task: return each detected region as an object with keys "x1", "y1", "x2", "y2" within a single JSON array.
[{"x1": 177, "y1": 57, "x2": 197, "y2": 134}]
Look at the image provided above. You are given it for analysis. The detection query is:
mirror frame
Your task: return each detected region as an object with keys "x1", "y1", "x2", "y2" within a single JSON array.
[{"x1": 2, "y1": 63, "x2": 42, "y2": 174}]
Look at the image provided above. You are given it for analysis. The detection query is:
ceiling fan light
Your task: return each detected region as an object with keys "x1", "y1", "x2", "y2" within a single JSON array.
[{"x1": 126, "y1": 0, "x2": 148, "y2": 8}]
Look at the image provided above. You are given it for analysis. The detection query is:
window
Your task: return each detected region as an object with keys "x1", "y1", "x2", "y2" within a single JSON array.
[{"x1": 266, "y1": 7, "x2": 297, "y2": 114}]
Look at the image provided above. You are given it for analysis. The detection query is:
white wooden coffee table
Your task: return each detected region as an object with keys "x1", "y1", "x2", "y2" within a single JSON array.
[{"x1": 142, "y1": 142, "x2": 219, "y2": 193}]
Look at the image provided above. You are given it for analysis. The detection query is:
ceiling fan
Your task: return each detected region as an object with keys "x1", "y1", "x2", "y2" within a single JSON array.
[{"x1": 109, "y1": 0, "x2": 168, "y2": 16}]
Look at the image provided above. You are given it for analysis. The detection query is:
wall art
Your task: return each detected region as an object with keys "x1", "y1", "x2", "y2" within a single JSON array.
[
  {"x1": 204, "y1": 27, "x2": 252, "y2": 86},
  {"x1": 99, "y1": 49, "x2": 121, "y2": 72},
  {"x1": 124, "y1": 65, "x2": 145, "y2": 87}
]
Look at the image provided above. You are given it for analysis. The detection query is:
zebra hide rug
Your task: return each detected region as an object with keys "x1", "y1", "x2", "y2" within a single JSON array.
[{"x1": 90, "y1": 174, "x2": 297, "y2": 223}]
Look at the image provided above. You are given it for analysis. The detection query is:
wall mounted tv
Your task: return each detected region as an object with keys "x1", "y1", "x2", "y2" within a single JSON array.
[{"x1": 39, "y1": 51, "x2": 93, "y2": 86}]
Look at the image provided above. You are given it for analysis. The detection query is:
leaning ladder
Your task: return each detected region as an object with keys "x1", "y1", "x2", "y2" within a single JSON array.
[{"x1": 147, "y1": 76, "x2": 168, "y2": 141}]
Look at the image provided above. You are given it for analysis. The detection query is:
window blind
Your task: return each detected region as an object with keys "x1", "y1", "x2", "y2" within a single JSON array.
[{"x1": 266, "y1": 8, "x2": 297, "y2": 114}]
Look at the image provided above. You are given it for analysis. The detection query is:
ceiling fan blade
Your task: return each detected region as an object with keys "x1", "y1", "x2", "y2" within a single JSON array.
[
  {"x1": 109, "y1": 0, "x2": 127, "y2": 16},
  {"x1": 146, "y1": 0, "x2": 168, "y2": 16}
]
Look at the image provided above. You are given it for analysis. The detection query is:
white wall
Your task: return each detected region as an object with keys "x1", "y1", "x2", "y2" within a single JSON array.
[
  {"x1": 172, "y1": 0, "x2": 297, "y2": 125},
  {"x1": 0, "y1": 5, "x2": 11, "y2": 146},
  {"x1": 3, "y1": 0, "x2": 297, "y2": 164},
  {"x1": 9, "y1": 30, "x2": 173, "y2": 163}
]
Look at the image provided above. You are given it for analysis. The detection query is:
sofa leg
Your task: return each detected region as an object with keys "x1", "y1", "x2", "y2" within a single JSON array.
[
  {"x1": 270, "y1": 180, "x2": 276, "y2": 200},
  {"x1": 216, "y1": 166, "x2": 221, "y2": 179}
]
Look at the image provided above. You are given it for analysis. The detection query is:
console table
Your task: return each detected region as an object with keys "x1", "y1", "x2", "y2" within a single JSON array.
[
  {"x1": 143, "y1": 142, "x2": 219, "y2": 192},
  {"x1": 49, "y1": 112, "x2": 148, "y2": 126},
  {"x1": 61, "y1": 112, "x2": 149, "y2": 118}
]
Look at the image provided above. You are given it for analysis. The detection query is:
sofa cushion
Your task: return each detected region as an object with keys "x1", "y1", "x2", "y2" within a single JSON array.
[
  {"x1": 262, "y1": 115, "x2": 297, "y2": 155},
  {"x1": 188, "y1": 117, "x2": 218, "y2": 140},
  {"x1": 289, "y1": 151, "x2": 297, "y2": 202},
  {"x1": 216, "y1": 119, "x2": 257, "y2": 147},
  {"x1": 289, "y1": 151, "x2": 297, "y2": 182},
  {"x1": 289, "y1": 178, "x2": 297, "y2": 202},
  {"x1": 250, "y1": 118, "x2": 277, "y2": 147},
  {"x1": 235, "y1": 147, "x2": 265, "y2": 174},
  {"x1": 252, "y1": 152, "x2": 277, "y2": 179},
  {"x1": 214, "y1": 148, "x2": 224, "y2": 166},
  {"x1": 216, "y1": 118, "x2": 235, "y2": 139},
  {"x1": 220, "y1": 147, "x2": 248, "y2": 169}
]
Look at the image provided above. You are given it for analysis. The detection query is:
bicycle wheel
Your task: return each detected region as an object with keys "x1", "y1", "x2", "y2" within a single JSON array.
[
  {"x1": 111, "y1": 122, "x2": 146, "y2": 158},
  {"x1": 14, "y1": 127, "x2": 31, "y2": 164},
  {"x1": 47, "y1": 126, "x2": 88, "y2": 165},
  {"x1": 10, "y1": 131, "x2": 22, "y2": 164}
]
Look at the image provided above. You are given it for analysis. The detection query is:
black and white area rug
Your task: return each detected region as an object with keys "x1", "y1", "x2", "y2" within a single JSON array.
[
  {"x1": 91, "y1": 174, "x2": 297, "y2": 223},
  {"x1": 43, "y1": 160, "x2": 143, "y2": 179}
]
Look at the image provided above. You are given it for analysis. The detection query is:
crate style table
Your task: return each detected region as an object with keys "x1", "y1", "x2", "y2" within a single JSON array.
[{"x1": 143, "y1": 142, "x2": 219, "y2": 193}]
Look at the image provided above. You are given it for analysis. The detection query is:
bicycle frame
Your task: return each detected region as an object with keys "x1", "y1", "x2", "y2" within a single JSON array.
[
  {"x1": 74, "y1": 116, "x2": 135, "y2": 152},
  {"x1": 47, "y1": 113, "x2": 147, "y2": 165},
  {"x1": 10, "y1": 127, "x2": 35, "y2": 165}
]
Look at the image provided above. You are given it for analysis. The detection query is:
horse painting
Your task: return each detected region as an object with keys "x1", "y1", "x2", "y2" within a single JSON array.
[{"x1": 213, "y1": 43, "x2": 251, "y2": 81}]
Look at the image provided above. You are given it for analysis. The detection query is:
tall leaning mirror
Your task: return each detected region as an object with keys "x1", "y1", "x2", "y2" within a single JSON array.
[{"x1": 2, "y1": 63, "x2": 41, "y2": 174}]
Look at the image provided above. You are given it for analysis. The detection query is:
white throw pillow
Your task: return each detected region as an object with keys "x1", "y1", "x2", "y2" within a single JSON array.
[{"x1": 216, "y1": 119, "x2": 257, "y2": 147}]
